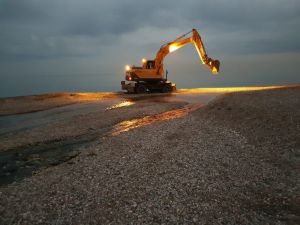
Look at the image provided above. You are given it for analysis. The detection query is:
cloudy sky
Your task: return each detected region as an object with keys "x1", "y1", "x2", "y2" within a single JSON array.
[{"x1": 0, "y1": 0, "x2": 299, "y2": 97}]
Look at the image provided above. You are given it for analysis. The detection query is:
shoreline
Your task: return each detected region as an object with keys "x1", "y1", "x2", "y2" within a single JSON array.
[{"x1": 1, "y1": 84, "x2": 299, "y2": 116}]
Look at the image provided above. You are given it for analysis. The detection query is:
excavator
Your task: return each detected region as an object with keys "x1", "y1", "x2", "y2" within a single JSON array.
[{"x1": 121, "y1": 28, "x2": 220, "y2": 93}]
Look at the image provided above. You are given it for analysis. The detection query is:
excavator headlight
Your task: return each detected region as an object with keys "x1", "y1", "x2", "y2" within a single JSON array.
[
  {"x1": 125, "y1": 65, "x2": 131, "y2": 71},
  {"x1": 169, "y1": 44, "x2": 179, "y2": 53}
]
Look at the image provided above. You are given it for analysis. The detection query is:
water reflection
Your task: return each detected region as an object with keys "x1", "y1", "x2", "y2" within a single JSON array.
[
  {"x1": 111, "y1": 103, "x2": 202, "y2": 136},
  {"x1": 176, "y1": 86, "x2": 285, "y2": 94},
  {"x1": 106, "y1": 100, "x2": 135, "y2": 110}
]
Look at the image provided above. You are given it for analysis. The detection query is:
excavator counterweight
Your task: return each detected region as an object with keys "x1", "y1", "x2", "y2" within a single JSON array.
[{"x1": 121, "y1": 28, "x2": 220, "y2": 93}]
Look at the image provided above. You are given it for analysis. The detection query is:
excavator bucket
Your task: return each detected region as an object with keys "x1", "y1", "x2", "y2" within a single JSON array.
[{"x1": 210, "y1": 59, "x2": 220, "y2": 74}]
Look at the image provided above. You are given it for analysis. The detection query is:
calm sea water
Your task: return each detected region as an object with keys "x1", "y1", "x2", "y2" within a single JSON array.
[
  {"x1": 0, "y1": 73, "x2": 121, "y2": 97},
  {"x1": 1, "y1": 73, "x2": 295, "y2": 98}
]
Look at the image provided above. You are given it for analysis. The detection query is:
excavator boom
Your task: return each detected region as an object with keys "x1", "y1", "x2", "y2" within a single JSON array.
[{"x1": 155, "y1": 29, "x2": 220, "y2": 76}]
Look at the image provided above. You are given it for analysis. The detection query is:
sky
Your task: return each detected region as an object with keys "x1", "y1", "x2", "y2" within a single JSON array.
[{"x1": 0, "y1": 0, "x2": 300, "y2": 97}]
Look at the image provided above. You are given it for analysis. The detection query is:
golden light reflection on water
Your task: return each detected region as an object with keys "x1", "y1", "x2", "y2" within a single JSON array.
[
  {"x1": 69, "y1": 92, "x2": 120, "y2": 100},
  {"x1": 177, "y1": 85, "x2": 289, "y2": 94},
  {"x1": 106, "y1": 100, "x2": 135, "y2": 110},
  {"x1": 111, "y1": 103, "x2": 202, "y2": 136}
]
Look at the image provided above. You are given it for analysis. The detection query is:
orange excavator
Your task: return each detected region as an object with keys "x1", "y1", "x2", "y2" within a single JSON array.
[{"x1": 121, "y1": 28, "x2": 220, "y2": 93}]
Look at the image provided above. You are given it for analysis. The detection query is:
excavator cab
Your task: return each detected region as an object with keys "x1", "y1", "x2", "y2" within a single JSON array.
[{"x1": 142, "y1": 59, "x2": 156, "y2": 69}]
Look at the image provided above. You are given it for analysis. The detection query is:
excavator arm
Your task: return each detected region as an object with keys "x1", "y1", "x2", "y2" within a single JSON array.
[{"x1": 154, "y1": 29, "x2": 220, "y2": 76}]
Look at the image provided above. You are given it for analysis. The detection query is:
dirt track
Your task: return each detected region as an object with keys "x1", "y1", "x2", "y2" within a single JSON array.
[{"x1": 0, "y1": 86, "x2": 299, "y2": 224}]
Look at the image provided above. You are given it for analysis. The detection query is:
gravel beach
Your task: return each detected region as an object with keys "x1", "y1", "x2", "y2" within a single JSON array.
[{"x1": 0, "y1": 86, "x2": 299, "y2": 224}]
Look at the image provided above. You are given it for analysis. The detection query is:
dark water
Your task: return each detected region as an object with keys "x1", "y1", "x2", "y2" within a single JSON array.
[
  {"x1": 1, "y1": 72, "x2": 295, "y2": 98},
  {"x1": 0, "y1": 73, "x2": 120, "y2": 98}
]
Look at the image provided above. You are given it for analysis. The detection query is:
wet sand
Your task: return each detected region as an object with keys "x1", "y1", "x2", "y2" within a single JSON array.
[
  {"x1": 1, "y1": 85, "x2": 295, "y2": 116},
  {"x1": 0, "y1": 85, "x2": 299, "y2": 224},
  {"x1": 0, "y1": 92, "x2": 120, "y2": 116}
]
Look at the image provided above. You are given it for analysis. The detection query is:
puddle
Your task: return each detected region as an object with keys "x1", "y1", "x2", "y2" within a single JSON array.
[
  {"x1": 111, "y1": 103, "x2": 203, "y2": 136},
  {"x1": 106, "y1": 100, "x2": 135, "y2": 110}
]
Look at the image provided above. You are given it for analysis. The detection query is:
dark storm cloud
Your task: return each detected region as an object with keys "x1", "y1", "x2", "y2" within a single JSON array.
[
  {"x1": 183, "y1": 1, "x2": 300, "y2": 28},
  {"x1": 61, "y1": 0, "x2": 180, "y2": 36},
  {"x1": 180, "y1": 0, "x2": 300, "y2": 54},
  {"x1": 0, "y1": 0, "x2": 178, "y2": 60},
  {"x1": 0, "y1": 0, "x2": 299, "y2": 61},
  {"x1": 0, "y1": 0, "x2": 49, "y2": 22}
]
